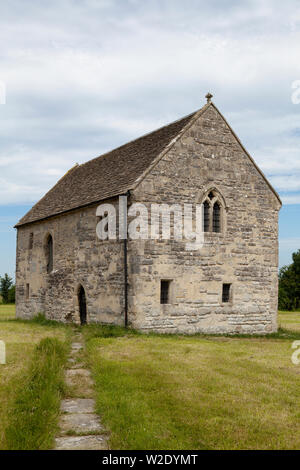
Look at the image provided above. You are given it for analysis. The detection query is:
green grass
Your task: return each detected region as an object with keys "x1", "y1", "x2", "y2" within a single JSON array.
[
  {"x1": 83, "y1": 323, "x2": 139, "y2": 341},
  {"x1": 278, "y1": 311, "x2": 300, "y2": 332},
  {"x1": 1, "y1": 307, "x2": 299, "y2": 450},
  {"x1": 4, "y1": 337, "x2": 69, "y2": 450},
  {"x1": 0, "y1": 303, "x2": 15, "y2": 320},
  {"x1": 84, "y1": 315, "x2": 300, "y2": 450},
  {"x1": 0, "y1": 313, "x2": 70, "y2": 449}
]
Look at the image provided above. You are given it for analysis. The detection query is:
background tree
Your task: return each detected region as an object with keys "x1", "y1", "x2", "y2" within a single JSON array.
[
  {"x1": 8, "y1": 284, "x2": 15, "y2": 303},
  {"x1": 278, "y1": 249, "x2": 300, "y2": 311},
  {"x1": 0, "y1": 274, "x2": 13, "y2": 304}
]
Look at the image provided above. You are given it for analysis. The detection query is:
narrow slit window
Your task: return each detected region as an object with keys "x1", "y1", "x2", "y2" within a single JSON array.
[
  {"x1": 160, "y1": 280, "x2": 170, "y2": 304},
  {"x1": 29, "y1": 233, "x2": 33, "y2": 250},
  {"x1": 222, "y1": 283, "x2": 231, "y2": 303},
  {"x1": 46, "y1": 235, "x2": 53, "y2": 273},
  {"x1": 213, "y1": 202, "x2": 221, "y2": 233},
  {"x1": 26, "y1": 283, "x2": 30, "y2": 300},
  {"x1": 203, "y1": 201, "x2": 210, "y2": 232}
]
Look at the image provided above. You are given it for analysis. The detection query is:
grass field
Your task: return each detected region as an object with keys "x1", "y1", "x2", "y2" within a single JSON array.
[
  {"x1": 0, "y1": 306, "x2": 70, "y2": 449},
  {"x1": 278, "y1": 311, "x2": 300, "y2": 332},
  {"x1": 84, "y1": 314, "x2": 300, "y2": 450},
  {"x1": 1, "y1": 305, "x2": 300, "y2": 450},
  {"x1": 0, "y1": 303, "x2": 15, "y2": 320}
]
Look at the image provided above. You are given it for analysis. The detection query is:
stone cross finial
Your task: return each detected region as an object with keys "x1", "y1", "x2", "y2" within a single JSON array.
[{"x1": 206, "y1": 92, "x2": 213, "y2": 103}]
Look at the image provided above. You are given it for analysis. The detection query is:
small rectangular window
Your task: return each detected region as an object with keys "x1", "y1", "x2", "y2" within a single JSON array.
[
  {"x1": 47, "y1": 235, "x2": 53, "y2": 273},
  {"x1": 26, "y1": 283, "x2": 30, "y2": 300},
  {"x1": 160, "y1": 280, "x2": 171, "y2": 304},
  {"x1": 222, "y1": 283, "x2": 231, "y2": 303}
]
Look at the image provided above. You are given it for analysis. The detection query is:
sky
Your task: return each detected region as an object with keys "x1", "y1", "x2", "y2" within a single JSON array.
[{"x1": 0, "y1": 0, "x2": 300, "y2": 279}]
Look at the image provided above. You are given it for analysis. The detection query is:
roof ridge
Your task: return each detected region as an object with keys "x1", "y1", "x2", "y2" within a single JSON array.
[
  {"x1": 209, "y1": 102, "x2": 282, "y2": 205},
  {"x1": 16, "y1": 100, "x2": 281, "y2": 228},
  {"x1": 14, "y1": 163, "x2": 79, "y2": 227},
  {"x1": 15, "y1": 107, "x2": 201, "y2": 227},
  {"x1": 77, "y1": 110, "x2": 199, "y2": 168},
  {"x1": 131, "y1": 102, "x2": 210, "y2": 190}
]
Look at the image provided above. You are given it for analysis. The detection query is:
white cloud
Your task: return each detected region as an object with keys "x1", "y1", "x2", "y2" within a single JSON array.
[
  {"x1": 279, "y1": 237, "x2": 300, "y2": 266},
  {"x1": 281, "y1": 195, "x2": 300, "y2": 205},
  {"x1": 280, "y1": 238, "x2": 300, "y2": 247},
  {"x1": 268, "y1": 175, "x2": 300, "y2": 191},
  {"x1": 0, "y1": 0, "x2": 299, "y2": 205}
]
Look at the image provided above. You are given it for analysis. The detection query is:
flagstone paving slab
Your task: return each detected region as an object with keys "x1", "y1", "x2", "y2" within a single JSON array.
[
  {"x1": 55, "y1": 435, "x2": 107, "y2": 450},
  {"x1": 68, "y1": 359, "x2": 85, "y2": 369},
  {"x1": 54, "y1": 333, "x2": 108, "y2": 450},
  {"x1": 60, "y1": 413, "x2": 103, "y2": 434},
  {"x1": 60, "y1": 398, "x2": 96, "y2": 414},
  {"x1": 71, "y1": 342, "x2": 83, "y2": 350},
  {"x1": 65, "y1": 370, "x2": 94, "y2": 388},
  {"x1": 66, "y1": 368, "x2": 91, "y2": 377}
]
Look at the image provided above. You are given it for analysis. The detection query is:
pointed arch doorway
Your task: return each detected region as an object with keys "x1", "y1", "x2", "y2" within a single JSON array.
[{"x1": 78, "y1": 285, "x2": 87, "y2": 325}]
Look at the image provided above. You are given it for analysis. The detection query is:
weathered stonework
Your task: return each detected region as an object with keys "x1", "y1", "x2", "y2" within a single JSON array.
[
  {"x1": 16, "y1": 199, "x2": 125, "y2": 324},
  {"x1": 16, "y1": 103, "x2": 281, "y2": 334}
]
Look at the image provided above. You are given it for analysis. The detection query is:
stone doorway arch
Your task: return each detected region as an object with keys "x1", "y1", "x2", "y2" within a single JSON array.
[{"x1": 78, "y1": 285, "x2": 87, "y2": 325}]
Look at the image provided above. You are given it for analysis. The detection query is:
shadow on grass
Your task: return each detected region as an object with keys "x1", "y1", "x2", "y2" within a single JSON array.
[
  {"x1": 81, "y1": 322, "x2": 300, "y2": 341},
  {"x1": 4, "y1": 313, "x2": 300, "y2": 341},
  {"x1": 82, "y1": 323, "x2": 140, "y2": 341}
]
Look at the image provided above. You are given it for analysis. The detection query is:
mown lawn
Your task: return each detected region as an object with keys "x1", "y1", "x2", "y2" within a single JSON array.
[
  {"x1": 278, "y1": 310, "x2": 300, "y2": 332},
  {"x1": 84, "y1": 314, "x2": 300, "y2": 450},
  {"x1": 1, "y1": 305, "x2": 299, "y2": 450},
  {"x1": 0, "y1": 308, "x2": 70, "y2": 449},
  {"x1": 0, "y1": 303, "x2": 15, "y2": 320}
]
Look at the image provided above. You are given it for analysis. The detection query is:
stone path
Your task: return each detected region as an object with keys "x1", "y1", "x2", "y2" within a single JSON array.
[{"x1": 54, "y1": 332, "x2": 109, "y2": 450}]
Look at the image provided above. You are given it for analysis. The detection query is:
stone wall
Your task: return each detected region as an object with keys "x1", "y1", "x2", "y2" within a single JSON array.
[
  {"x1": 16, "y1": 104, "x2": 280, "y2": 334},
  {"x1": 16, "y1": 199, "x2": 125, "y2": 324},
  {"x1": 128, "y1": 105, "x2": 280, "y2": 334}
]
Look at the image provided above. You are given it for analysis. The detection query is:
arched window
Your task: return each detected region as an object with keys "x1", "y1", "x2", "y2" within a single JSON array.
[
  {"x1": 203, "y1": 201, "x2": 210, "y2": 232},
  {"x1": 46, "y1": 234, "x2": 53, "y2": 273},
  {"x1": 213, "y1": 202, "x2": 221, "y2": 233},
  {"x1": 201, "y1": 189, "x2": 225, "y2": 233}
]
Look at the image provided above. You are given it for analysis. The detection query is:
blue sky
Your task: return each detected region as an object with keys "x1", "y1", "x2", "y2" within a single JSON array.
[{"x1": 0, "y1": 0, "x2": 300, "y2": 279}]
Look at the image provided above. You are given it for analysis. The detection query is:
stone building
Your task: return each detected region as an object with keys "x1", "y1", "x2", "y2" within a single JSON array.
[{"x1": 15, "y1": 97, "x2": 281, "y2": 334}]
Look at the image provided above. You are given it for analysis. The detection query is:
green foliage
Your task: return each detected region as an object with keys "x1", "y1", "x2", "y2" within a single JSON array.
[
  {"x1": 82, "y1": 323, "x2": 139, "y2": 341},
  {"x1": 278, "y1": 249, "x2": 300, "y2": 311},
  {"x1": 8, "y1": 284, "x2": 15, "y2": 303},
  {"x1": 0, "y1": 274, "x2": 13, "y2": 304},
  {"x1": 0, "y1": 303, "x2": 15, "y2": 320},
  {"x1": 4, "y1": 337, "x2": 68, "y2": 450},
  {"x1": 29, "y1": 312, "x2": 61, "y2": 327}
]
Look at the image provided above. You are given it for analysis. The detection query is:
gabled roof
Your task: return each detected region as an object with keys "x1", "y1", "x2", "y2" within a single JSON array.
[
  {"x1": 16, "y1": 101, "x2": 281, "y2": 227},
  {"x1": 16, "y1": 108, "x2": 200, "y2": 227}
]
